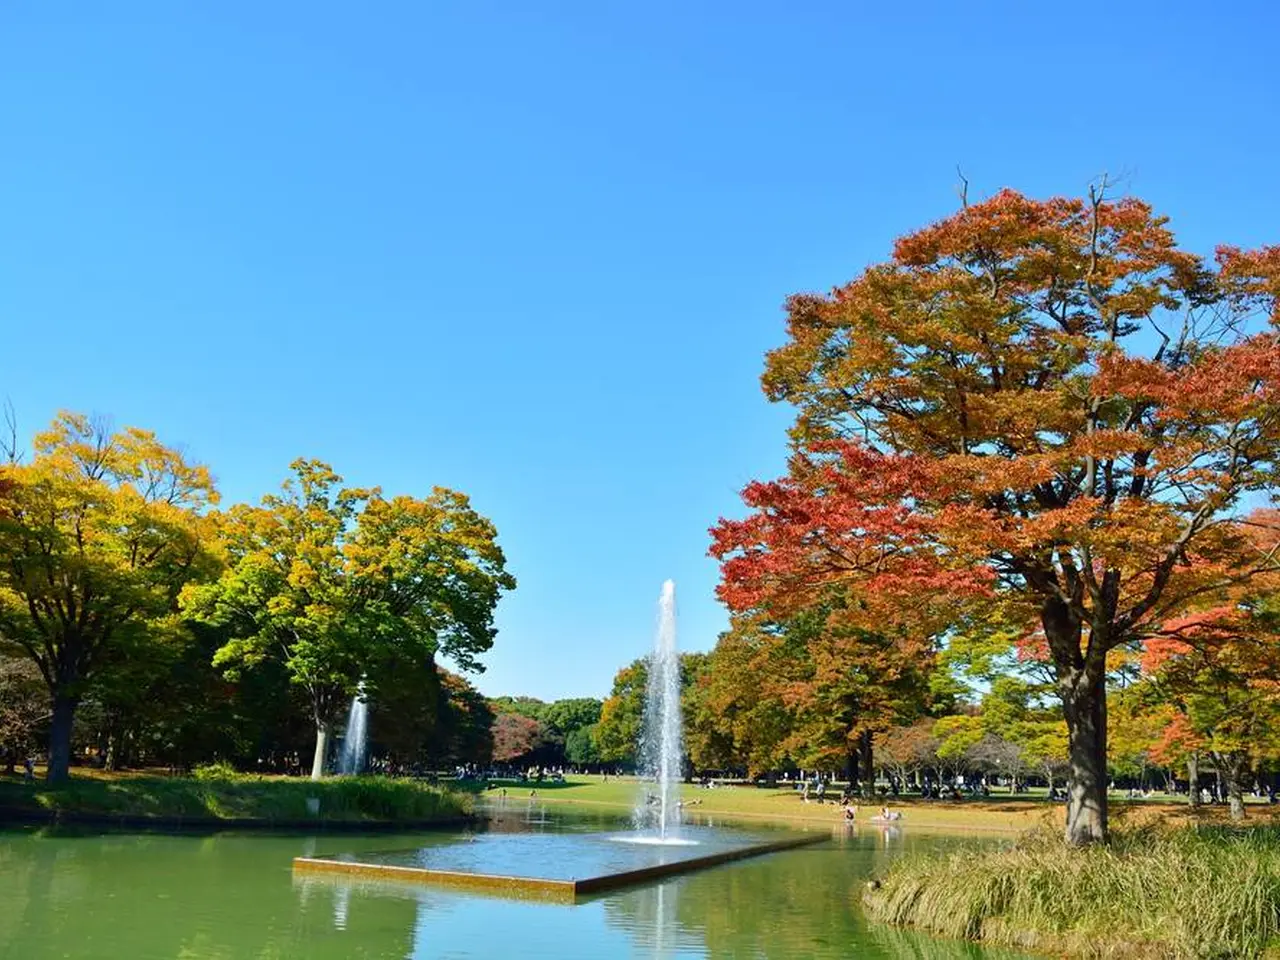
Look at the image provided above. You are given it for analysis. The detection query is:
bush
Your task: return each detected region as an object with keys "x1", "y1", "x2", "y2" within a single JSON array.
[
  {"x1": 191, "y1": 761, "x2": 242, "y2": 782},
  {"x1": 0, "y1": 773, "x2": 470, "y2": 824}
]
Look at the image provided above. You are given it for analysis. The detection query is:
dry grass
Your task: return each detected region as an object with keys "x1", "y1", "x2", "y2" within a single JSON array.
[{"x1": 865, "y1": 823, "x2": 1280, "y2": 959}]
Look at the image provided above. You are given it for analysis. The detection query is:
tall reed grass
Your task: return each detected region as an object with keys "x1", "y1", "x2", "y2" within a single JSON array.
[{"x1": 865, "y1": 825, "x2": 1280, "y2": 959}]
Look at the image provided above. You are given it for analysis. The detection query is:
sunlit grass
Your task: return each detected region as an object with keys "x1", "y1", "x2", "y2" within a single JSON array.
[{"x1": 481, "y1": 774, "x2": 1067, "y2": 832}]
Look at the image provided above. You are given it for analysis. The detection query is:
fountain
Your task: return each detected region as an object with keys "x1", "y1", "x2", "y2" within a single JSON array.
[
  {"x1": 337, "y1": 681, "x2": 368, "y2": 776},
  {"x1": 632, "y1": 579, "x2": 685, "y2": 842},
  {"x1": 293, "y1": 581, "x2": 824, "y2": 898}
]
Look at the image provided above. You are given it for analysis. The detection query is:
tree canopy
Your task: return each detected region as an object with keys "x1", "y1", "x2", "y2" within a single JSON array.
[
  {"x1": 712, "y1": 187, "x2": 1280, "y2": 843},
  {"x1": 0, "y1": 413, "x2": 219, "y2": 781},
  {"x1": 182, "y1": 458, "x2": 515, "y2": 778}
]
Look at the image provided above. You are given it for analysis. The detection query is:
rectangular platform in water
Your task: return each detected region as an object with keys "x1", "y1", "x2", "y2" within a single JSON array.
[{"x1": 292, "y1": 828, "x2": 825, "y2": 902}]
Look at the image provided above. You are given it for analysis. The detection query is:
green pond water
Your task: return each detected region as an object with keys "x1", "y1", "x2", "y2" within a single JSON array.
[{"x1": 0, "y1": 803, "x2": 1030, "y2": 959}]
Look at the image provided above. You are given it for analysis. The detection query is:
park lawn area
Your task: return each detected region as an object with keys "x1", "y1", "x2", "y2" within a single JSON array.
[
  {"x1": 490, "y1": 775, "x2": 1280, "y2": 833},
  {"x1": 485, "y1": 775, "x2": 1061, "y2": 832},
  {"x1": 0, "y1": 767, "x2": 470, "y2": 824}
]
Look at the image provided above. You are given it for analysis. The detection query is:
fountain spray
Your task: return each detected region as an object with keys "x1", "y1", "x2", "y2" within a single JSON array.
[{"x1": 638, "y1": 580, "x2": 683, "y2": 839}]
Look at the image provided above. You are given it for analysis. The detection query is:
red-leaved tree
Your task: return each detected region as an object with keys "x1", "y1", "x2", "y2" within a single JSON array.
[{"x1": 711, "y1": 187, "x2": 1280, "y2": 843}]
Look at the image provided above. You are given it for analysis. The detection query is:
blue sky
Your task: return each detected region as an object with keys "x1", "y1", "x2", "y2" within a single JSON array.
[{"x1": 2, "y1": 2, "x2": 1277, "y2": 700}]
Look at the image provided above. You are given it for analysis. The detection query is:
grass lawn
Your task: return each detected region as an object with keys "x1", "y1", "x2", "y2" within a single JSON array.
[
  {"x1": 477, "y1": 775, "x2": 1059, "y2": 832},
  {"x1": 478, "y1": 775, "x2": 1280, "y2": 834}
]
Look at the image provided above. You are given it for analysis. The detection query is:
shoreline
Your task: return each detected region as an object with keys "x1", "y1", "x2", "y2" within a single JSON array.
[
  {"x1": 0, "y1": 806, "x2": 476, "y2": 832},
  {"x1": 0, "y1": 772, "x2": 471, "y2": 832},
  {"x1": 503, "y1": 791, "x2": 1053, "y2": 834}
]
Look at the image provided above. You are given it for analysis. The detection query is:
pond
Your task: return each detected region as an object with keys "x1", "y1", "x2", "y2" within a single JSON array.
[{"x1": 0, "y1": 802, "x2": 1029, "y2": 959}]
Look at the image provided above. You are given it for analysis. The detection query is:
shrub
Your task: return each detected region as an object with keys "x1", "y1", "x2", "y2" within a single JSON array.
[{"x1": 191, "y1": 761, "x2": 243, "y2": 782}]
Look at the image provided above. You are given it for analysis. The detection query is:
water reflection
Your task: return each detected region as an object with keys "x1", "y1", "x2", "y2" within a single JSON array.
[
  {"x1": 620, "y1": 879, "x2": 699, "y2": 958},
  {"x1": 0, "y1": 815, "x2": 1028, "y2": 960},
  {"x1": 332, "y1": 883, "x2": 351, "y2": 930}
]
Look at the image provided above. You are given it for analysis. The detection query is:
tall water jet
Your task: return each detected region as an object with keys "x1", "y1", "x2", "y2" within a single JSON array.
[
  {"x1": 337, "y1": 680, "x2": 368, "y2": 776},
  {"x1": 637, "y1": 579, "x2": 683, "y2": 840}
]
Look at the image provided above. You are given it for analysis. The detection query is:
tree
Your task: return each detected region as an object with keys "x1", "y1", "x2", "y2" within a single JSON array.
[
  {"x1": 543, "y1": 697, "x2": 603, "y2": 768},
  {"x1": 595, "y1": 659, "x2": 648, "y2": 765},
  {"x1": 487, "y1": 696, "x2": 548, "y2": 722},
  {"x1": 1019, "y1": 723, "x2": 1070, "y2": 796},
  {"x1": 183, "y1": 459, "x2": 514, "y2": 779},
  {"x1": 542, "y1": 698, "x2": 603, "y2": 740},
  {"x1": 564, "y1": 724, "x2": 600, "y2": 766},
  {"x1": 933, "y1": 714, "x2": 984, "y2": 783},
  {"x1": 712, "y1": 188, "x2": 1280, "y2": 843},
  {"x1": 0, "y1": 413, "x2": 219, "y2": 781},
  {"x1": 434, "y1": 670, "x2": 494, "y2": 767},
  {"x1": 1108, "y1": 686, "x2": 1172, "y2": 790},
  {"x1": 709, "y1": 605, "x2": 930, "y2": 792},
  {"x1": 1142, "y1": 599, "x2": 1280, "y2": 820},
  {"x1": 690, "y1": 624, "x2": 792, "y2": 775},
  {"x1": 876, "y1": 719, "x2": 939, "y2": 790},
  {"x1": 491, "y1": 711, "x2": 544, "y2": 764},
  {"x1": 481, "y1": 696, "x2": 602, "y2": 768},
  {"x1": 0, "y1": 654, "x2": 46, "y2": 773},
  {"x1": 595, "y1": 655, "x2": 707, "y2": 768}
]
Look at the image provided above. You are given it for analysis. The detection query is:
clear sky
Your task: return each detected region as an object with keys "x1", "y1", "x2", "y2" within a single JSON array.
[{"x1": 2, "y1": 2, "x2": 1277, "y2": 701}]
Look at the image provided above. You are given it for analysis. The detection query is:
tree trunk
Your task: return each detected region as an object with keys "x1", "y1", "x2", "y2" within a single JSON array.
[
  {"x1": 1061, "y1": 669, "x2": 1108, "y2": 845},
  {"x1": 1220, "y1": 753, "x2": 1247, "y2": 822},
  {"x1": 858, "y1": 730, "x2": 875, "y2": 799},
  {"x1": 46, "y1": 694, "x2": 79, "y2": 783},
  {"x1": 310, "y1": 721, "x2": 332, "y2": 780},
  {"x1": 1187, "y1": 754, "x2": 1200, "y2": 808},
  {"x1": 104, "y1": 730, "x2": 119, "y2": 772}
]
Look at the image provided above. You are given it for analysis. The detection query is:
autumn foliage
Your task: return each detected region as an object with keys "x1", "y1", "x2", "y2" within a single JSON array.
[{"x1": 711, "y1": 186, "x2": 1280, "y2": 843}]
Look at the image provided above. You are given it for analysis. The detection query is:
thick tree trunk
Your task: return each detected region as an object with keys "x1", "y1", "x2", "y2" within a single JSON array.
[
  {"x1": 1187, "y1": 754, "x2": 1200, "y2": 808},
  {"x1": 1061, "y1": 669, "x2": 1108, "y2": 845},
  {"x1": 46, "y1": 694, "x2": 79, "y2": 784},
  {"x1": 310, "y1": 721, "x2": 332, "y2": 781},
  {"x1": 858, "y1": 730, "x2": 875, "y2": 798}
]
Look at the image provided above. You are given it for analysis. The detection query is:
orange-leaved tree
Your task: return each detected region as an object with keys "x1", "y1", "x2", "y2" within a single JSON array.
[
  {"x1": 719, "y1": 605, "x2": 931, "y2": 792},
  {"x1": 711, "y1": 186, "x2": 1280, "y2": 843},
  {"x1": 1142, "y1": 592, "x2": 1280, "y2": 820}
]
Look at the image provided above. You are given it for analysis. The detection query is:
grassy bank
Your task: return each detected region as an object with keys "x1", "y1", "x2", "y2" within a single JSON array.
[
  {"x1": 865, "y1": 824, "x2": 1280, "y2": 959},
  {"x1": 0, "y1": 769, "x2": 469, "y2": 825}
]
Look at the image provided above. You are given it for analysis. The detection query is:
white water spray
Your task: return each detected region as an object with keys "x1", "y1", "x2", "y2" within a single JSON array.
[
  {"x1": 636, "y1": 579, "x2": 683, "y2": 840},
  {"x1": 337, "y1": 680, "x2": 368, "y2": 776}
]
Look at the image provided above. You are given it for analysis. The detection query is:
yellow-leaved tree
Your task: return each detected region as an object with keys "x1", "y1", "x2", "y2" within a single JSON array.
[{"x1": 0, "y1": 413, "x2": 220, "y2": 781}]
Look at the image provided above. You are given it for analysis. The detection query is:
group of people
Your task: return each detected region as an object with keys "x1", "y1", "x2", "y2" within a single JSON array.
[{"x1": 836, "y1": 802, "x2": 902, "y2": 824}]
